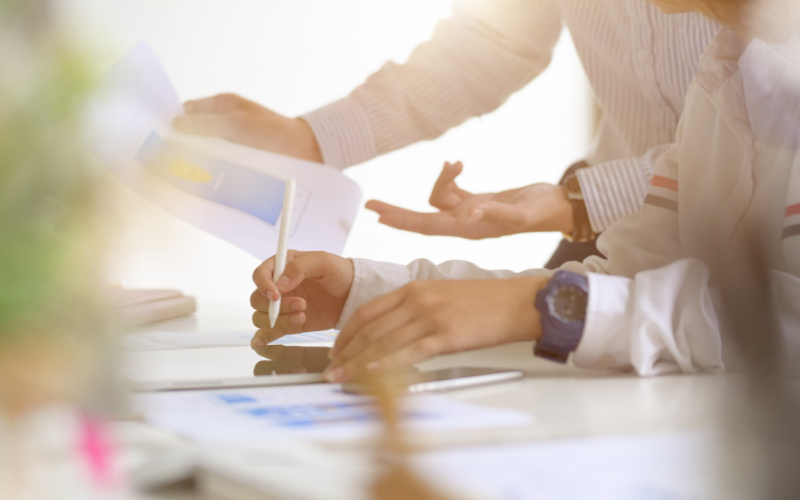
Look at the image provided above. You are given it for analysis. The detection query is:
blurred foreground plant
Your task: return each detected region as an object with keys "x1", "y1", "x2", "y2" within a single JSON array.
[{"x1": 0, "y1": 0, "x2": 108, "y2": 412}]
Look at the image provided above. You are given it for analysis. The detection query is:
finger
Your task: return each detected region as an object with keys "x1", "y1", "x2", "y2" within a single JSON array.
[
  {"x1": 251, "y1": 329, "x2": 290, "y2": 349},
  {"x1": 328, "y1": 302, "x2": 419, "y2": 370},
  {"x1": 331, "y1": 288, "x2": 407, "y2": 358},
  {"x1": 252, "y1": 255, "x2": 279, "y2": 299},
  {"x1": 362, "y1": 334, "x2": 449, "y2": 375},
  {"x1": 364, "y1": 199, "x2": 401, "y2": 215},
  {"x1": 252, "y1": 250, "x2": 312, "y2": 300},
  {"x1": 470, "y1": 201, "x2": 531, "y2": 230},
  {"x1": 326, "y1": 320, "x2": 435, "y2": 383},
  {"x1": 429, "y1": 161, "x2": 464, "y2": 210},
  {"x1": 270, "y1": 251, "x2": 340, "y2": 295},
  {"x1": 173, "y1": 113, "x2": 242, "y2": 140},
  {"x1": 182, "y1": 93, "x2": 254, "y2": 115},
  {"x1": 374, "y1": 206, "x2": 462, "y2": 236},
  {"x1": 252, "y1": 310, "x2": 306, "y2": 331},
  {"x1": 251, "y1": 292, "x2": 307, "y2": 315}
]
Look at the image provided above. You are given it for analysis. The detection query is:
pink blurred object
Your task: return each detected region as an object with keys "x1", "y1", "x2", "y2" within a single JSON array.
[{"x1": 78, "y1": 416, "x2": 116, "y2": 489}]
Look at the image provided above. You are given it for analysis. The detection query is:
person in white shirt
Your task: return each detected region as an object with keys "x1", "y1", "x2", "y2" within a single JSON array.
[
  {"x1": 247, "y1": 0, "x2": 800, "y2": 383},
  {"x1": 175, "y1": 0, "x2": 719, "y2": 268}
]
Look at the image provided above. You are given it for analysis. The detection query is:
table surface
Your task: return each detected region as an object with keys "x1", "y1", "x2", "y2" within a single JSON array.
[{"x1": 124, "y1": 301, "x2": 727, "y2": 497}]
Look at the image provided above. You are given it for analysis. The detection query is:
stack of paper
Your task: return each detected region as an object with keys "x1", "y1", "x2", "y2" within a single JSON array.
[{"x1": 108, "y1": 288, "x2": 196, "y2": 328}]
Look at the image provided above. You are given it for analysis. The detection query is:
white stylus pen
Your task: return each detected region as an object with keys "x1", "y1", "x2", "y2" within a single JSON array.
[{"x1": 269, "y1": 179, "x2": 297, "y2": 328}]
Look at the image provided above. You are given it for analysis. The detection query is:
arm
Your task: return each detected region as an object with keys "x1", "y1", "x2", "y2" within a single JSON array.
[
  {"x1": 569, "y1": 140, "x2": 722, "y2": 375},
  {"x1": 361, "y1": 143, "x2": 672, "y2": 241},
  {"x1": 176, "y1": 1, "x2": 563, "y2": 169},
  {"x1": 303, "y1": 0, "x2": 564, "y2": 168}
]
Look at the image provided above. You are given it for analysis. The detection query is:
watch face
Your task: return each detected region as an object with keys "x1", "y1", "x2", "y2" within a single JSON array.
[{"x1": 547, "y1": 285, "x2": 587, "y2": 323}]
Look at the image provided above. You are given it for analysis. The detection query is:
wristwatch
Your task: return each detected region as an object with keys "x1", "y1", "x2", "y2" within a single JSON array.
[
  {"x1": 560, "y1": 162, "x2": 597, "y2": 243},
  {"x1": 533, "y1": 270, "x2": 589, "y2": 363}
]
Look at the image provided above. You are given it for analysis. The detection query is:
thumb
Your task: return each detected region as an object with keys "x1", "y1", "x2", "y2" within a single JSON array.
[{"x1": 470, "y1": 201, "x2": 530, "y2": 230}]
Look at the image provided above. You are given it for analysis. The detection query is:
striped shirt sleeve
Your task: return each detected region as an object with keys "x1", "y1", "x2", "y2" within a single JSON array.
[
  {"x1": 577, "y1": 144, "x2": 672, "y2": 233},
  {"x1": 302, "y1": 0, "x2": 563, "y2": 169},
  {"x1": 301, "y1": 97, "x2": 378, "y2": 170}
]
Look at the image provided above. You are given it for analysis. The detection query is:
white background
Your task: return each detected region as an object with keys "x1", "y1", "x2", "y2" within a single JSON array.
[{"x1": 58, "y1": 0, "x2": 592, "y2": 305}]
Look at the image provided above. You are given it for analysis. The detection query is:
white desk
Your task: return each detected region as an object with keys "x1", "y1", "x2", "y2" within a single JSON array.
[{"x1": 124, "y1": 302, "x2": 726, "y2": 497}]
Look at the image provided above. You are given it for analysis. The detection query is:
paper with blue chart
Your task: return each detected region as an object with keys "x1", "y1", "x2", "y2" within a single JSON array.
[
  {"x1": 84, "y1": 42, "x2": 361, "y2": 258},
  {"x1": 133, "y1": 383, "x2": 532, "y2": 443}
]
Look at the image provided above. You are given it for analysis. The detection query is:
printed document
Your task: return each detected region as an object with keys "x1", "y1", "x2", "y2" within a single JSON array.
[
  {"x1": 84, "y1": 42, "x2": 362, "y2": 258},
  {"x1": 132, "y1": 383, "x2": 532, "y2": 444}
]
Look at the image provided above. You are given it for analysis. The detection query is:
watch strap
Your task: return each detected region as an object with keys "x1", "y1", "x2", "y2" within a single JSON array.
[
  {"x1": 534, "y1": 270, "x2": 589, "y2": 363},
  {"x1": 559, "y1": 161, "x2": 597, "y2": 243}
]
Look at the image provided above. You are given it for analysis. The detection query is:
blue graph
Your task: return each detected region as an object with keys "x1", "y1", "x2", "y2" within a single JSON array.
[
  {"x1": 136, "y1": 132, "x2": 286, "y2": 225},
  {"x1": 216, "y1": 394, "x2": 257, "y2": 405}
]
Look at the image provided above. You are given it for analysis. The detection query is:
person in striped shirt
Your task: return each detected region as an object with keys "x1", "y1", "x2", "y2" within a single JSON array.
[
  {"x1": 175, "y1": 0, "x2": 719, "y2": 268},
  {"x1": 246, "y1": 0, "x2": 799, "y2": 381}
]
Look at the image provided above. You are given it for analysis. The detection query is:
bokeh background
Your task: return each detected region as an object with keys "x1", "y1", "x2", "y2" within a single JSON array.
[{"x1": 57, "y1": 0, "x2": 592, "y2": 305}]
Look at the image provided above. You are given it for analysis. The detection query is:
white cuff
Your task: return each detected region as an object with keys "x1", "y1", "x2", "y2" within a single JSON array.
[
  {"x1": 335, "y1": 258, "x2": 412, "y2": 329},
  {"x1": 301, "y1": 97, "x2": 379, "y2": 170},
  {"x1": 572, "y1": 272, "x2": 634, "y2": 370}
]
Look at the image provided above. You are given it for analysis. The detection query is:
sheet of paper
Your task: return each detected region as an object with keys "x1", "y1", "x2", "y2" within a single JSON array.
[
  {"x1": 132, "y1": 383, "x2": 533, "y2": 444},
  {"x1": 83, "y1": 42, "x2": 362, "y2": 258},
  {"x1": 119, "y1": 330, "x2": 338, "y2": 351},
  {"x1": 416, "y1": 431, "x2": 718, "y2": 500},
  {"x1": 196, "y1": 431, "x2": 717, "y2": 500}
]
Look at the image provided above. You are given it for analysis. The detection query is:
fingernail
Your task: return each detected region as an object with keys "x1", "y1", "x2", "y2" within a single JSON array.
[
  {"x1": 468, "y1": 209, "x2": 484, "y2": 223},
  {"x1": 325, "y1": 367, "x2": 345, "y2": 383},
  {"x1": 251, "y1": 338, "x2": 265, "y2": 348},
  {"x1": 290, "y1": 313, "x2": 304, "y2": 325},
  {"x1": 328, "y1": 347, "x2": 337, "y2": 360},
  {"x1": 266, "y1": 291, "x2": 274, "y2": 300},
  {"x1": 276, "y1": 276, "x2": 290, "y2": 290},
  {"x1": 366, "y1": 361, "x2": 381, "y2": 372},
  {"x1": 291, "y1": 301, "x2": 304, "y2": 311}
]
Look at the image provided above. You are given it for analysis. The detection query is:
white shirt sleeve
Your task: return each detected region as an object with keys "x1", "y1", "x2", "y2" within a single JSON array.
[
  {"x1": 576, "y1": 261, "x2": 724, "y2": 375},
  {"x1": 568, "y1": 139, "x2": 724, "y2": 375}
]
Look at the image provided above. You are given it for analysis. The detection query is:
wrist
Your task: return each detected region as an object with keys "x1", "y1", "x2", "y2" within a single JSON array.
[
  {"x1": 294, "y1": 118, "x2": 323, "y2": 163},
  {"x1": 515, "y1": 277, "x2": 550, "y2": 341},
  {"x1": 556, "y1": 186, "x2": 575, "y2": 234}
]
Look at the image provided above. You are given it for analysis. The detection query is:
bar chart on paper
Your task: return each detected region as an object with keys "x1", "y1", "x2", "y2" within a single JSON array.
[
  {"x1": 135, "y1": 132, "x2": 310, "y2": 233},
  {"x1": 84, "y1": 41, "x2": 362, "y2": 258}
]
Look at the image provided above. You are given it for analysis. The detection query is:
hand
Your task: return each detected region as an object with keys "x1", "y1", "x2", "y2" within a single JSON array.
[
  {"x1": 174, "y1": 93, "x2": 323, "y2": 163},
  {"x1": 365, "y1": 161, "x2": 574, "y2": 240},
  {"x1": 250, "y1": 251, "x2": 353, "y2": 356},
  {"x1": 253, "y1": 346, "x2": 332, "y2": 374},
  {"x1": 323, "y1": 277, "x2": 549, "y2": 383}
]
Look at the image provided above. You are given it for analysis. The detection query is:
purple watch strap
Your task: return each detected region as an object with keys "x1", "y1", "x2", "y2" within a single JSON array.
[{"x1": 534, "y1": 270, "x2": 588, "y2": 363}]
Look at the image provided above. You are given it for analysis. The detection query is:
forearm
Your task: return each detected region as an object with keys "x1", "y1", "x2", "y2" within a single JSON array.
[
  {"x1": 303, "y1": 0, "x2": 563, "y2": 169},
  {"x1": 335, "y1": 257, "x2": 553, "y2": 328}
]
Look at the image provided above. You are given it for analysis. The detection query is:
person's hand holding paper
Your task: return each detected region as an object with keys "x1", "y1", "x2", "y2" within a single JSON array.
[{"x1": 174, "y1": 93, "x2": 323, "y2": 163}]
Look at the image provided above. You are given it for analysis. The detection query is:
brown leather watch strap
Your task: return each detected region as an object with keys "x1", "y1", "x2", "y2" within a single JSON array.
[{"x1": 559, "y1": 161, "x2": 597, "y2": 243}]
